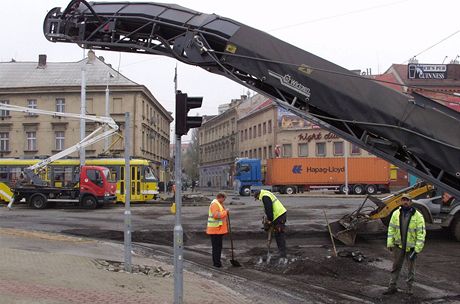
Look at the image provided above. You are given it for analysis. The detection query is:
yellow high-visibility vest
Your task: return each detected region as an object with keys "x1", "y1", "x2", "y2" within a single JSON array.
[{"x1": 259, "y1": 190, "x2": 287, "y2": 221}]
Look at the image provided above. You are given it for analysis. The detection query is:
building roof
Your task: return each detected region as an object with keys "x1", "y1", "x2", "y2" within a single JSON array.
[
  {"x1": 0, "y1": 53, "x2": 138, "y2": 88},
  {"x1": 373, "y1": 63, "x2": 460, "y2": 111}
]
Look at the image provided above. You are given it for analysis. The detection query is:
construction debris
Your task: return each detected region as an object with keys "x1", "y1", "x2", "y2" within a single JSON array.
[{"x1": 93, "y1": 259, "x2": 171, "y2": 277}]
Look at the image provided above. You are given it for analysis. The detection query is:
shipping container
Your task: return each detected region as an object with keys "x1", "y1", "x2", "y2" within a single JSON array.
[{"x1": 265, "y1": 157, "x2": 390, "y2": 194}]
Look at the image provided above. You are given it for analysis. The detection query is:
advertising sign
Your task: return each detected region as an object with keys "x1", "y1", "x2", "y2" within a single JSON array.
[{"x1": 408, "y1": 64, "x2": 447, "y2": 80}]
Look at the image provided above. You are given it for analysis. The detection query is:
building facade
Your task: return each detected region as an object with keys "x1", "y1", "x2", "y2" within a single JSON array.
[
  {"x1": 198, "y1": 101, "x2": 239, "y2": 188},
  {"x1": 0, "y1": 52, "x2": 173, "y2": 183},
  {"x1": 236, "y1": 94, "x2": 408, "y2": 187}
]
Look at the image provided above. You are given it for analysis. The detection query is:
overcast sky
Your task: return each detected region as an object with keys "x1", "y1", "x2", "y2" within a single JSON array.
[{"x1": 1, "y1": 0, "x2": 459, "y2": 120}]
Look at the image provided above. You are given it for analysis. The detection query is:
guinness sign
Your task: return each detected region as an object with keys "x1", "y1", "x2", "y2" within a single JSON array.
[{"x1": 408, "y1": 64, "x2": 447, "y2": 80}]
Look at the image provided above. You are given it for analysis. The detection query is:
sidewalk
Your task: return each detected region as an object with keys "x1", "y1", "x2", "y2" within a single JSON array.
[{"x1": 0, "y1": 229, "x2": 250, "y2": 304}]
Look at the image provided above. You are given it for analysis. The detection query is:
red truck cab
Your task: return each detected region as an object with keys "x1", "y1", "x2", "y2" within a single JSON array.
[{"x1": 79, "y1": 166, "x2": 117, "y2": 208}]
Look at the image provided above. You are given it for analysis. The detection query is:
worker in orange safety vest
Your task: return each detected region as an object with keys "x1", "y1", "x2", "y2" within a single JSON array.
[{"x1": 206, "y1": 192, "x2": 229, "y2": 268}]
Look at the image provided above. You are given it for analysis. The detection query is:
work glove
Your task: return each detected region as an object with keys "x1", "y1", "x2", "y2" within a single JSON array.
[
  {"x1": 409, "y1": 249, "x2": 417, "y2": 261},
  {"x1": 262, "y1": 216, "x2": 272, "y2": 231}
]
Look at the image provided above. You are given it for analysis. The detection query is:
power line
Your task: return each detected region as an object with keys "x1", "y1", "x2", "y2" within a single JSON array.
[
  {"x1": 405, "y1": 28, "x2": 460, "y2": 62},
  {"x1": 269, "y1": 0, "x2": 409, "y2": 32}
]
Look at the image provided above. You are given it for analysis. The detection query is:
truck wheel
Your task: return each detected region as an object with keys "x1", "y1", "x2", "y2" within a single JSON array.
[
  {"x1": 29, "y1": 194, "x2": 48, "y2": 209},
  {"x1": 285, "y1": 186, "x2": 295, "y2": 195},
  {"x1": 82, "y1": 195, "x2": 97, "y2": 209},
  {"x1": 240, "y1": 187, "x2": 251, "y2": 196},
  {"x1": 451, "y1": 215, "x2": 460, "y2": 242},
  {"x1": 353, "y1": 184, "x2": 364, "y2": 195},
  {"x1": 365, "y1": 184, "x2": 377, "y2": 195},
  {"x1": 339, "y1": 185, "x2": 351, "y2": 194}
]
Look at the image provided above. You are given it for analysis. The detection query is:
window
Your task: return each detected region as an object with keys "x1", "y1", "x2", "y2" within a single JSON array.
[
  {"x1": 268, "y1": 120, "x2": 272, "y2": 133},
  {"x1": 86, "y1": 169, "x2": 102, "y2": 186},
  {"x1": 282, "y1": 144, "x2": 292, "y2": 157},
  {"x1": 245, "y1": 150, "x2": 248, "y2": 157},
  {"x1": 316, "y1": 142, "x2": 326, "y2": 156},
  {"x1": 263, "y1": 147, "x2": 267, "y2": 159},
  {"x1": 240, "y1": 130, "x2": 244, "y2": 142},
  {"x1": 258, "y1": 147, "x2": 262, "y2": 159},
  {"x1": 268, "y1": 145, "x2": 273, "y2": 158},
  {"x1": 298, "y1": 143, "x2": 308, "y2": 157},
  {"x1": 27, "y1": 99, "x2": 38, "y2": 116},
  {"x1": 258, "y1": 124, "x2": 261, "y2": 137},
  {"x1": 249, "y1": 127, "x2": 252, "y2": 139},
  {"x1": 56, "y1": 98, "x2": 65, "y2": 112},
  {"x1": 0, "y1": 167, "x2": 8, "y2": 180},
  {"x1": 240, "y1": 152, "x2": 244, "y2": 157},
  {"x1": 333, "y1": 141, "x2": 344, "y2": 156},
  {"x1": 249, "y1": 150, "x2": 252, "y2": 158},
  {"x1": 55, "y1": 131, "x2": 65, "y2": 150},
  {"x1": 351, "y1": 143, "x2": 361, "y2": 155},
  {"x1": 244, "y1": 129, "x2": 248, "y2": 140},
  {"x1": 0, "y1": 132, "x2": 9, "y2": 151},
  {"x1": 0, "y1": 100, "x2": 10, "y2": 117},
  {"x1": 26, "y1": 131, "x2": 37, "y2": 151},
  {"x1": 253, "y1": 126, "x2": 256, "y2": 138},
  {"x1": 263, "y1": 122, "x2": 267, "y2": 135}
]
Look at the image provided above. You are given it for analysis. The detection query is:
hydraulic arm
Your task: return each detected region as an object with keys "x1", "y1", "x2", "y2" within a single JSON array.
[
  {"x1": 43, "y1": 0, "x2": 460, "y2": 197},
  {"x1": 0, "y1": 103, "x2": 119, "y2": 185}
]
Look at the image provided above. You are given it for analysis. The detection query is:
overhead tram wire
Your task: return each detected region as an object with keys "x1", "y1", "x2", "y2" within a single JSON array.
[
  {"x1": 404, "y1": 28, "x2": 460, "y2": 63},
  {"x1": 268, "y1": 0, "x2": 410, "y2": 32}
]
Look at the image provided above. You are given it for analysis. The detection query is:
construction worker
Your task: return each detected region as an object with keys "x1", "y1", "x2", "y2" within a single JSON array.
[
  {"x1": 383, "y1": 193, "x2": 426, "y2": 296},
  {"x1": 206, "y1": 193, "x2": 229, "y2": 268},
  {"x1": 254, "y1": 189, "x2": 287, "y2": 261}
]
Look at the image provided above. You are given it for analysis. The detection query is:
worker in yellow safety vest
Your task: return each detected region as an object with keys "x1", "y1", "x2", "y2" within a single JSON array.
[
  {"x1": 206, "y1": 193, "x2": 229, "y2": 268},
  {"x1": 383, "y1": 193, "x2": 426, "y2": 296},
  {"x1": 254, "y1": 190, "x2": 287, "y2": 261}
]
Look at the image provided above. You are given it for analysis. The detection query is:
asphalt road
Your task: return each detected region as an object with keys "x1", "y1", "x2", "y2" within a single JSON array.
[{"x1": 1, "y1": 194, "x2": 459, "y2": 303}]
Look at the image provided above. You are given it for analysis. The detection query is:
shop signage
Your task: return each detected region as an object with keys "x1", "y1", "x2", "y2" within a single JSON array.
[
  {"x1": 298, "y1": 131, "x2": 339, "y2": 142},
  {"x1": 408, "y1": 64, "x2": 447, "y2": 80}
]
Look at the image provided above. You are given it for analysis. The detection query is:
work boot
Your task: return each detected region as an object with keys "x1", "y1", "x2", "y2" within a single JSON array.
[{"x1": 382, "y1": 287, "x2": 398, "y2": 295}]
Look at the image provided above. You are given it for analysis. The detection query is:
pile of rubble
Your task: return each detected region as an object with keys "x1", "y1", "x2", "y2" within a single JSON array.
[{"x1": 94, "y1": 259, "x2": 171, "y2": 277}]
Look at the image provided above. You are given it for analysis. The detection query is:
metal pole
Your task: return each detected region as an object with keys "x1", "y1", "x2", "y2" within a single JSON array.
[
  {"x1": 124, "y1": 112, "x2": 132, "y2": 272},
  {"x1": 174, "y1": 134, "x2": 183, "y2": 304},
  {"x1": 80, "y1": 64, "x2": 86, "y2": 167},
  {"x1": 344, "y1": 141, "x2": 349, "y2": 195},
  {"x1": 104, "y1": 76, "x2": 110, "y2": 151},
  {"x1": 164, "y1": 161, "x2": 167, "y2": 194}
]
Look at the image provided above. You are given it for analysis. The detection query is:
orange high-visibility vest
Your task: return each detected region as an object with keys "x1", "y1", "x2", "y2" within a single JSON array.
[{"x1": 206, "y1": 199, "x2": 228, "y2": 235}]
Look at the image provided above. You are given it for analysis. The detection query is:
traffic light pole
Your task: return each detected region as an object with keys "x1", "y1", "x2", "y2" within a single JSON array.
[{"x1": 173, "y1": 133, "x2": 183, "y2": 304}]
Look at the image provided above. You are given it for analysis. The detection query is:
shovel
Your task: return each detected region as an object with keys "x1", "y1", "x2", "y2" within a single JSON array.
[
  {"x1": 266, "y1": 225, "x2": 274, "y2": 264},
  {"x1": 227, "y1": 212, "x2": 241, "y2": 267}
]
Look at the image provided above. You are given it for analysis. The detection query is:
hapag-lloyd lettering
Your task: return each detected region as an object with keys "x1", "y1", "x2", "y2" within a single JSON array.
[{"x1": 305, "y1": 166, "x2": 345, "y2": 174}]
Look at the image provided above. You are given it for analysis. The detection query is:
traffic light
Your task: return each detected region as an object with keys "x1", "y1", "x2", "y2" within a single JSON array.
[{"x1": 175, "y1": 91, "x2": 203, "y2": 136}]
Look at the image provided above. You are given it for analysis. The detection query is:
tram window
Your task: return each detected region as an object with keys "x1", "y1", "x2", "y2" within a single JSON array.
[
  {"x1": 0, "y1": 167, "x2": 8, "y2": 180},
  {"x1": 144, "y1": 166, "x2": 157, "y2": 181},
  {"x1": 53, "y1": 166, "x2": 75, "y2": 185},
  {"x1": 120, "y1": 166, "x2": 124, "y2": 180},
  {"x1": 131, "y1": 166, "x2": 136, "y2": 180},
  {"x1": 9, "y1": 168, "x2": 23, "y2": 181},
  {"x1": 104, "y1": 166, "x2": 119, "y2": 181}
]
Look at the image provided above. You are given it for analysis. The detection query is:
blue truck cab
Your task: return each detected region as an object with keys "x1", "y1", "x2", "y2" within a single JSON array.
[{"x1": 234, "y1": 158, "x2": 263, "y2": 196}]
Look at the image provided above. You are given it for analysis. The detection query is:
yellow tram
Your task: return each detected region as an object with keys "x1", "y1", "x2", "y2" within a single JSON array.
[{"x1": 0, "y1": 158, "x2": 158, "y2": 203}]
